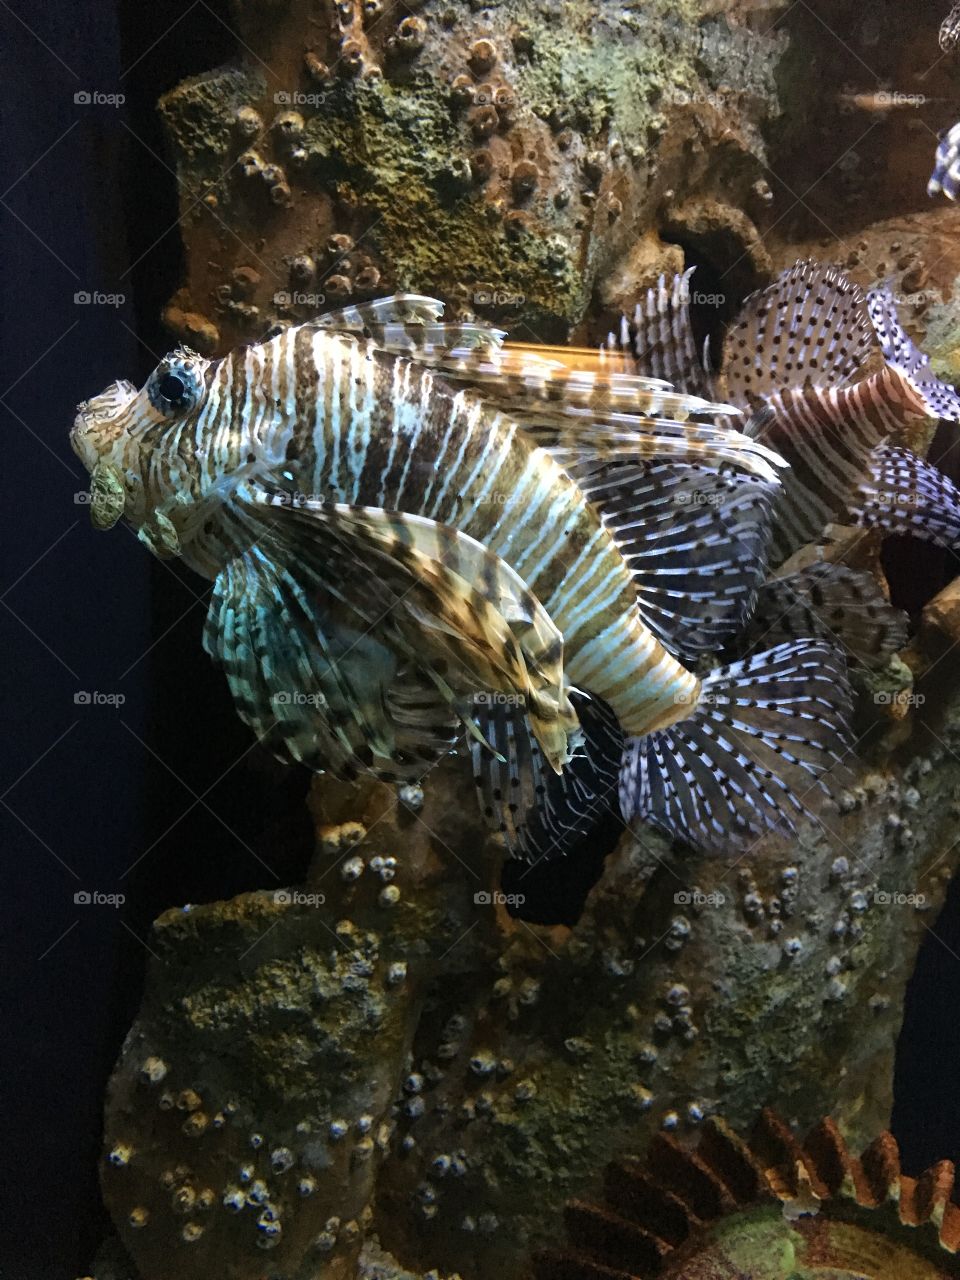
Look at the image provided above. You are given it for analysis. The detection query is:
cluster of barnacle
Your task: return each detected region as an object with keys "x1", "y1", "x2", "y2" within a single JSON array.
[
  {"x1": 102, "y1": 837, "x2": 427, "y2": 1268},
  {"x1": 105, "y1": 1056, "x2": 369, "y2": 1254},
  {"x1": 105, "y1": 1052, "x2": 388, "y2": 1258},
  {"x1": 232, "y1": 105, "x2": 295, "y2": 209},
  {"x1": 277, "y1": 232, "x2": 384, "y2": 316},
  {"x1": 211, "y1": 263, "x2": 262, "y2": 333}
]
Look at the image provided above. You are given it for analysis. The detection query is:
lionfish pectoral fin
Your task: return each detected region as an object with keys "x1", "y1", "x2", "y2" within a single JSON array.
[
  {"x1": 720, "y1": 260, "x2": 881, "y2": 404},
  {"x1": 203, "y1": 551, "x2": 445, "y2": 778},
  {"x1": 849, "y1": 443, "x2": 960, "y2": 552},
  {"x1": 88, "y1": 462, "x2": 125, "y2": 530},
  {"x1": 471, "y1": 692, "x2": 623, "y2": 861},
  {"x1": 577, "y1": 460, "x2": 778, "y2": 663},
  {"x1": 739, "y1": 367, "x2": 930, "y2": 566},
  {"x1": 731, "y1": 563, "x2": 908, "y2": 673},
  {"x1": 928, "y1": 121, "x2": 960, "y2": 200},
  {"x1": 229, "y1": 485, "x2": 579, "y2": 772},
  {"x1": 137, "y1": 509, "x2": 180, "y2": 559},
  {"x1": 866, "y1": 288, "x2": 960, "y2": 421},
  {"x1": 619, "y1": 640, "x2": 854, "y2": 855},
  {"x1": 529, "y1": 414, "x2": 784, "y2": 485}
]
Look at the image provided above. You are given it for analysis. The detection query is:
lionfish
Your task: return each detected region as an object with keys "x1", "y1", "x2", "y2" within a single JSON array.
[
  {"x1": 72, "y1": 295, "x2": 854, "y2": 860},
  {"x1": 940, "y1": 0, "x2": 960, "y2": 51},
  {"x1": 929, "y1": 121, "x2": 960, "y2": 200},
  {"x1": 610, "y1": 261, "x2": 960, "y2": 667}
]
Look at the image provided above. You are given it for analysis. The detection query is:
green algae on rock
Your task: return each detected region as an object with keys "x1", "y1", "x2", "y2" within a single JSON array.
[{"x1": 155, "y1": 0, "x2": 788, "y2": 351}]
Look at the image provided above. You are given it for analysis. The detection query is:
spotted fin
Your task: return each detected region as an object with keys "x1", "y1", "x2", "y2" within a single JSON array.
[
  {"x1": 929, "y1": 122, "x2": 960, "y2": 200},
  {"x1": 204, "y1": 551, "x2": 445, "y2": 779},
  {"x1": 620, "y1": 640, "x2": 853, "y2": 854},
  {"x1": 866, "y1": 288, "x2": 960, "y2": 421},
  {"x1": 744, "y1": 364, "x2": 932, "y2": 564},
  {"x1": 732, "y1": 564, "x2": 908, "y2": 672},
  {"x1": 610, "y1": 266, "x2": 716, "y2": 399},
  {"x1": 576, "y1": 461, "x2": 778, "y2": 663},
  {"x1": 471, "y1": 692, "x2": 623, "y2": 862},
  {"x1": 721, "y1": 261, "x2": 880, "y2": 404},
  {"x1": 849, "y1": 443, "x2": 960, "y2": 551},
  {"x1": 219, "y1": 482, "x2": 578, "y2": 771},
  {"x1": 941, "y1": 0, "x2": 960, "y2": 49}
]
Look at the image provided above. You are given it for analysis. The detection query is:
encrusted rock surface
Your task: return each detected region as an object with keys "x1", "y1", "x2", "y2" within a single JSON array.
[
  {"x1": 101, "y1": 765, "x2": 499, "y2": 1279},
  {"x1": 100, "y1": 660, "x2": 960, "y2": 1279},
  {"x1": 157, "y1": 0, "x2": 788, "y2": 350}
]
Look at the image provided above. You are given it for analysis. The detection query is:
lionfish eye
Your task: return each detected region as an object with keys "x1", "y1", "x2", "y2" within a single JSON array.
[
  {"x1": 148, "y1": 356, "x2": 204, "y2": 415},
  {"x1": 158, "y1": 372, "x2": 185, "y2": 402}
]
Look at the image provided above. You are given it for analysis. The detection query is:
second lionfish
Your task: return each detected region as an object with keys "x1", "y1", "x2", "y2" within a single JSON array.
[{"x1": 71, "y1": 296, "x2": 854, "y2": 860}]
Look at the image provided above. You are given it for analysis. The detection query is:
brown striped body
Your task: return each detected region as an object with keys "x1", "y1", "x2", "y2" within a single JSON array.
[{"x1": 72, "y1": 323, "x2": 702, "y2": 737}]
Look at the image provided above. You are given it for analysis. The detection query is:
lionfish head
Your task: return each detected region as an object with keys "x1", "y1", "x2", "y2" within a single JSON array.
[{"x1": 71, "y1": 349, "x2": 211, "y2": 531}]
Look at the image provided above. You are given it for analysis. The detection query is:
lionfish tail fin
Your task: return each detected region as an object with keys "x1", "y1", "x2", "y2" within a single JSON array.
[
  {"x1": 619, "y1": 641, "x2": 854, "y2": 855},
  {"x1": 471, "y1": 692, "x2": 623, "y2": 862}
]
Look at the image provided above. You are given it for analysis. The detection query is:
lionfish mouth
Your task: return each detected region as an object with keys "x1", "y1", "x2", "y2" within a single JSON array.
[{"x1": 70, "y1": 378, "x2": 138, "y2": 471}]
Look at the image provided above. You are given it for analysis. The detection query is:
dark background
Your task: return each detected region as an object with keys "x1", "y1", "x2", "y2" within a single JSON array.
[
  {"x1": 1, "y1": 5, "x2": 312, "y2": 1276},
  {"x1": 2, "y1": 3, "x2": 960, "y2": 1278}
]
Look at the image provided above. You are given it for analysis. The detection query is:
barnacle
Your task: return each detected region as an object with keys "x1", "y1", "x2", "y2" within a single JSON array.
[{"x1": 533, "y1": 1110, "x2": 960, "y2": 1278}]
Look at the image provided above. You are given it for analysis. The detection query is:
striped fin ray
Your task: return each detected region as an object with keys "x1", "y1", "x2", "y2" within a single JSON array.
[
  {"x1": 941, "y1": 0, "x2": 960, "y2": 50},
  {"x1": 224, "y1": 483, "x2": 579, "y2": 771},
  {"x1": 423, "y1": 344, "x2": 738, "y2": 422},
  {"x1": 310, "y1": 295, "x2": 509, "y2": 357},
  {"x1": 310, "y1": 294, "x2": 446, "y2": 329},
  {"x1": 471, "y1": 692, "x2": 623, "y2": 862},
  {"x1": 526, "y1": 413, "x2": 785, "y2": 485},
  {"x1": 866, "y1": 287, "x2": 960, "y2": 421},
  {"x1": 745, "y1": 364, "x2": 932, "y2": 563},
  {"x1": 928, "y1": 121, "x2": 960, "y2": 200},
  {"x1": 732, "y1": 564, "x2": 908, "y2": 672},
  {"x1": 620, "y1": 641, "x2": 854, "y2": 854},
  {"x1": 609, "y1": 266, "x2": 717, "y2": 399},
  {"x1": 850, "y1": 443, "x2": 960, "y2": 551},
  {"x1": 721, "y1": 261, "x2": 880, "y2": 404},
  {"x1": 575, "y1": 461, "x2": 778, "y2": 662}
]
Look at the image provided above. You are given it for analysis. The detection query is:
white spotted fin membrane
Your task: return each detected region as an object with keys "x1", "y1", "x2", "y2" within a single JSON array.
[
  {"x1": 616, "y1": 261, "x2": 960, "y2": 570},
  {"x1": 73, "y1": 293, "x2": 859, "y2": 860},
  {"x1": 929, "y1": 121, "x2": 960, "y2": 200}
]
